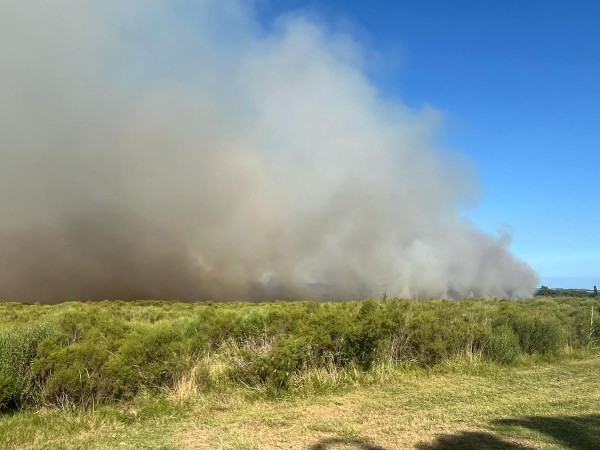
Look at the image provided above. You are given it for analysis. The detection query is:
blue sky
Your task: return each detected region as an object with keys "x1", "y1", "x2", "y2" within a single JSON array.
[{"x1": 256, "y1": 1, "x2": 600, "y2": 288}]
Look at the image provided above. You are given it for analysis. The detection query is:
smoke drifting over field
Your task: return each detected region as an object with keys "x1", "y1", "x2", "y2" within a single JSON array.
[{"x1": 0, "y1": 1, "x2": 538, "y2": 302}]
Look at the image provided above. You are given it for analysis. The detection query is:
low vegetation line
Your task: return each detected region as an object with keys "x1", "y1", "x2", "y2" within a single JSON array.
[
  {"x1": 2, "y1": 355, "x2": 600, "y2": 449},
  {"x1": 1, "y1": 297, "x2": 599, "y2": 414}
]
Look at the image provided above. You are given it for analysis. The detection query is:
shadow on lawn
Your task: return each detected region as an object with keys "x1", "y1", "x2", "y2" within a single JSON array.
[
  {"x1": 308, "y1": 437, "x2": 389, "y2": 449},
  {"x1": 415, "y1": 431, "x2": 531, "y2": 449},
  {"x1": 495, "y1": 414, "x2": 600, "y2": 450},
  {"x1": 415, "y1": 413, "x2": 600, "y2": 450}
]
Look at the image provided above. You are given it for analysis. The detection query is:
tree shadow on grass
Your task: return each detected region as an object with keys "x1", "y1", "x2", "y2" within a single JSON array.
[
  {"x1": 415, "y1": 431, "x2": 532, "y2": 450},
  {"x1": 494, "y1": 414, "x2": 600, "y2": 450},
  {"x1": 309, "y1": 414, "x2": 600, "y2": 449},
  {"x1": 308, "y1": 437, "x2": 389, "y2": 450},
  {"x1": 415, "y1": 413, "x2": 600, "y2": 450}
]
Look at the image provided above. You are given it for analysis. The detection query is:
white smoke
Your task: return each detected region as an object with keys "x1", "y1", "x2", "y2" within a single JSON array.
[{"x1": 0, "y1": 1, "x2": 538, "y2": 302}]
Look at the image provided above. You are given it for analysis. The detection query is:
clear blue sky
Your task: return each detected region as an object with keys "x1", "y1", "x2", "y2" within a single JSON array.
[{"x1": 255, "y1": 0, "x2": 600, "y2": 288}]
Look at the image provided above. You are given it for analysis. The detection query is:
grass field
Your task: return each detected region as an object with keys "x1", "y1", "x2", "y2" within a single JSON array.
[
  {"x1": 1, "y1": 297, "x2": 599, "y2": 449},
  {"x1": 1, "y1": 354, "x2": 599, "y2": 449}
]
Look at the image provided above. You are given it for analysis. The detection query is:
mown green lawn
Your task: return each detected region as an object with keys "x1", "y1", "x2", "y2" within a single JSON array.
[{"x1": 2, "y1": 355, "x2": 599, "y2": 449}]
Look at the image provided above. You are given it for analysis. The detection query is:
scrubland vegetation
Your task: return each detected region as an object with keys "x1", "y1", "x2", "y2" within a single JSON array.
[{"x1": 1, "y1": 297, "x2": 599, "y2": 416}]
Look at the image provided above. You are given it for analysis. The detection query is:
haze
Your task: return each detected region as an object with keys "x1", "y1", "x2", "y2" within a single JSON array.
[{"x1": 0, "y1": 1, "x2": 538, "y2": 302}]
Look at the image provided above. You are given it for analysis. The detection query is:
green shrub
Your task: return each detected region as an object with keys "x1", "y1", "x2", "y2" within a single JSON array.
[
  {"x1": 0, "y1": 368, "x2": 21, "y2": 412},
  {"x1": 33, "y1": 339, "x2": 110, "y2": 408},
  {"x1": 510, "y1": 317, "x2": 566, "y2": 355},
  {"x1": 104, "y1": 321, "x2": 188, "y2": 398},
  {"x1": 0, "y1": 323, "x2": 56, "y2": 412},
  {"x1": 485, "y1": 325, "x2": 521, "y2": 364}
]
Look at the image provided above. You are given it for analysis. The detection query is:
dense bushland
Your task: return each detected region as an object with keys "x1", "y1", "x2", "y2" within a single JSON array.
[
  {"x1": 536, "y1": 286, "x2": 598, "y2": 297},
  {"x1": 0, "y1": 297, "x2": 599, "y2": 413}
]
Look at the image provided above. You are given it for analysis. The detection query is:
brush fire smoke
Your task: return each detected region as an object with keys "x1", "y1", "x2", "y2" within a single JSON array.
[{"x1": 0, "y1": 1, "x2": 538, "y2": 302}]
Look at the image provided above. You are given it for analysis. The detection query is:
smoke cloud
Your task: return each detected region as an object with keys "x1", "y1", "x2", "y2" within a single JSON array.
[{"x1": 0, "y1": 1, "x2": 538, "y2": 302}]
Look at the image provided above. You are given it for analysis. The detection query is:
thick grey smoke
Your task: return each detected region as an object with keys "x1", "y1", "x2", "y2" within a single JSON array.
[{"x1": 0, "y1": 1, "x2": 538, "y2": 302}]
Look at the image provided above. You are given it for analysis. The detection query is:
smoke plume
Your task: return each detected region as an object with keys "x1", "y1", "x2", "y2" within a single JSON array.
[{"x1": 0, "y1": 1, "x2": 538, "y2": 302}]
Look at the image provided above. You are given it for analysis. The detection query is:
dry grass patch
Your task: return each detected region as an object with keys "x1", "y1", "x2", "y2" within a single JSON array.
[
  {"x1": 173, "y1": 357, "x2": 600, "y2": 449},
  {"x1": 2, "y1": 356, "x2": 599, "y2": 449}
]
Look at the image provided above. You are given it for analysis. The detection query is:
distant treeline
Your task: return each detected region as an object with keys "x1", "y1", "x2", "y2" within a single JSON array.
[
  {"x1": 536, "y1": 286, "x2": 598, "y2": 297},
  {"x1": 1, "y1": 297, "x2": 599, "y2": 414}
]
